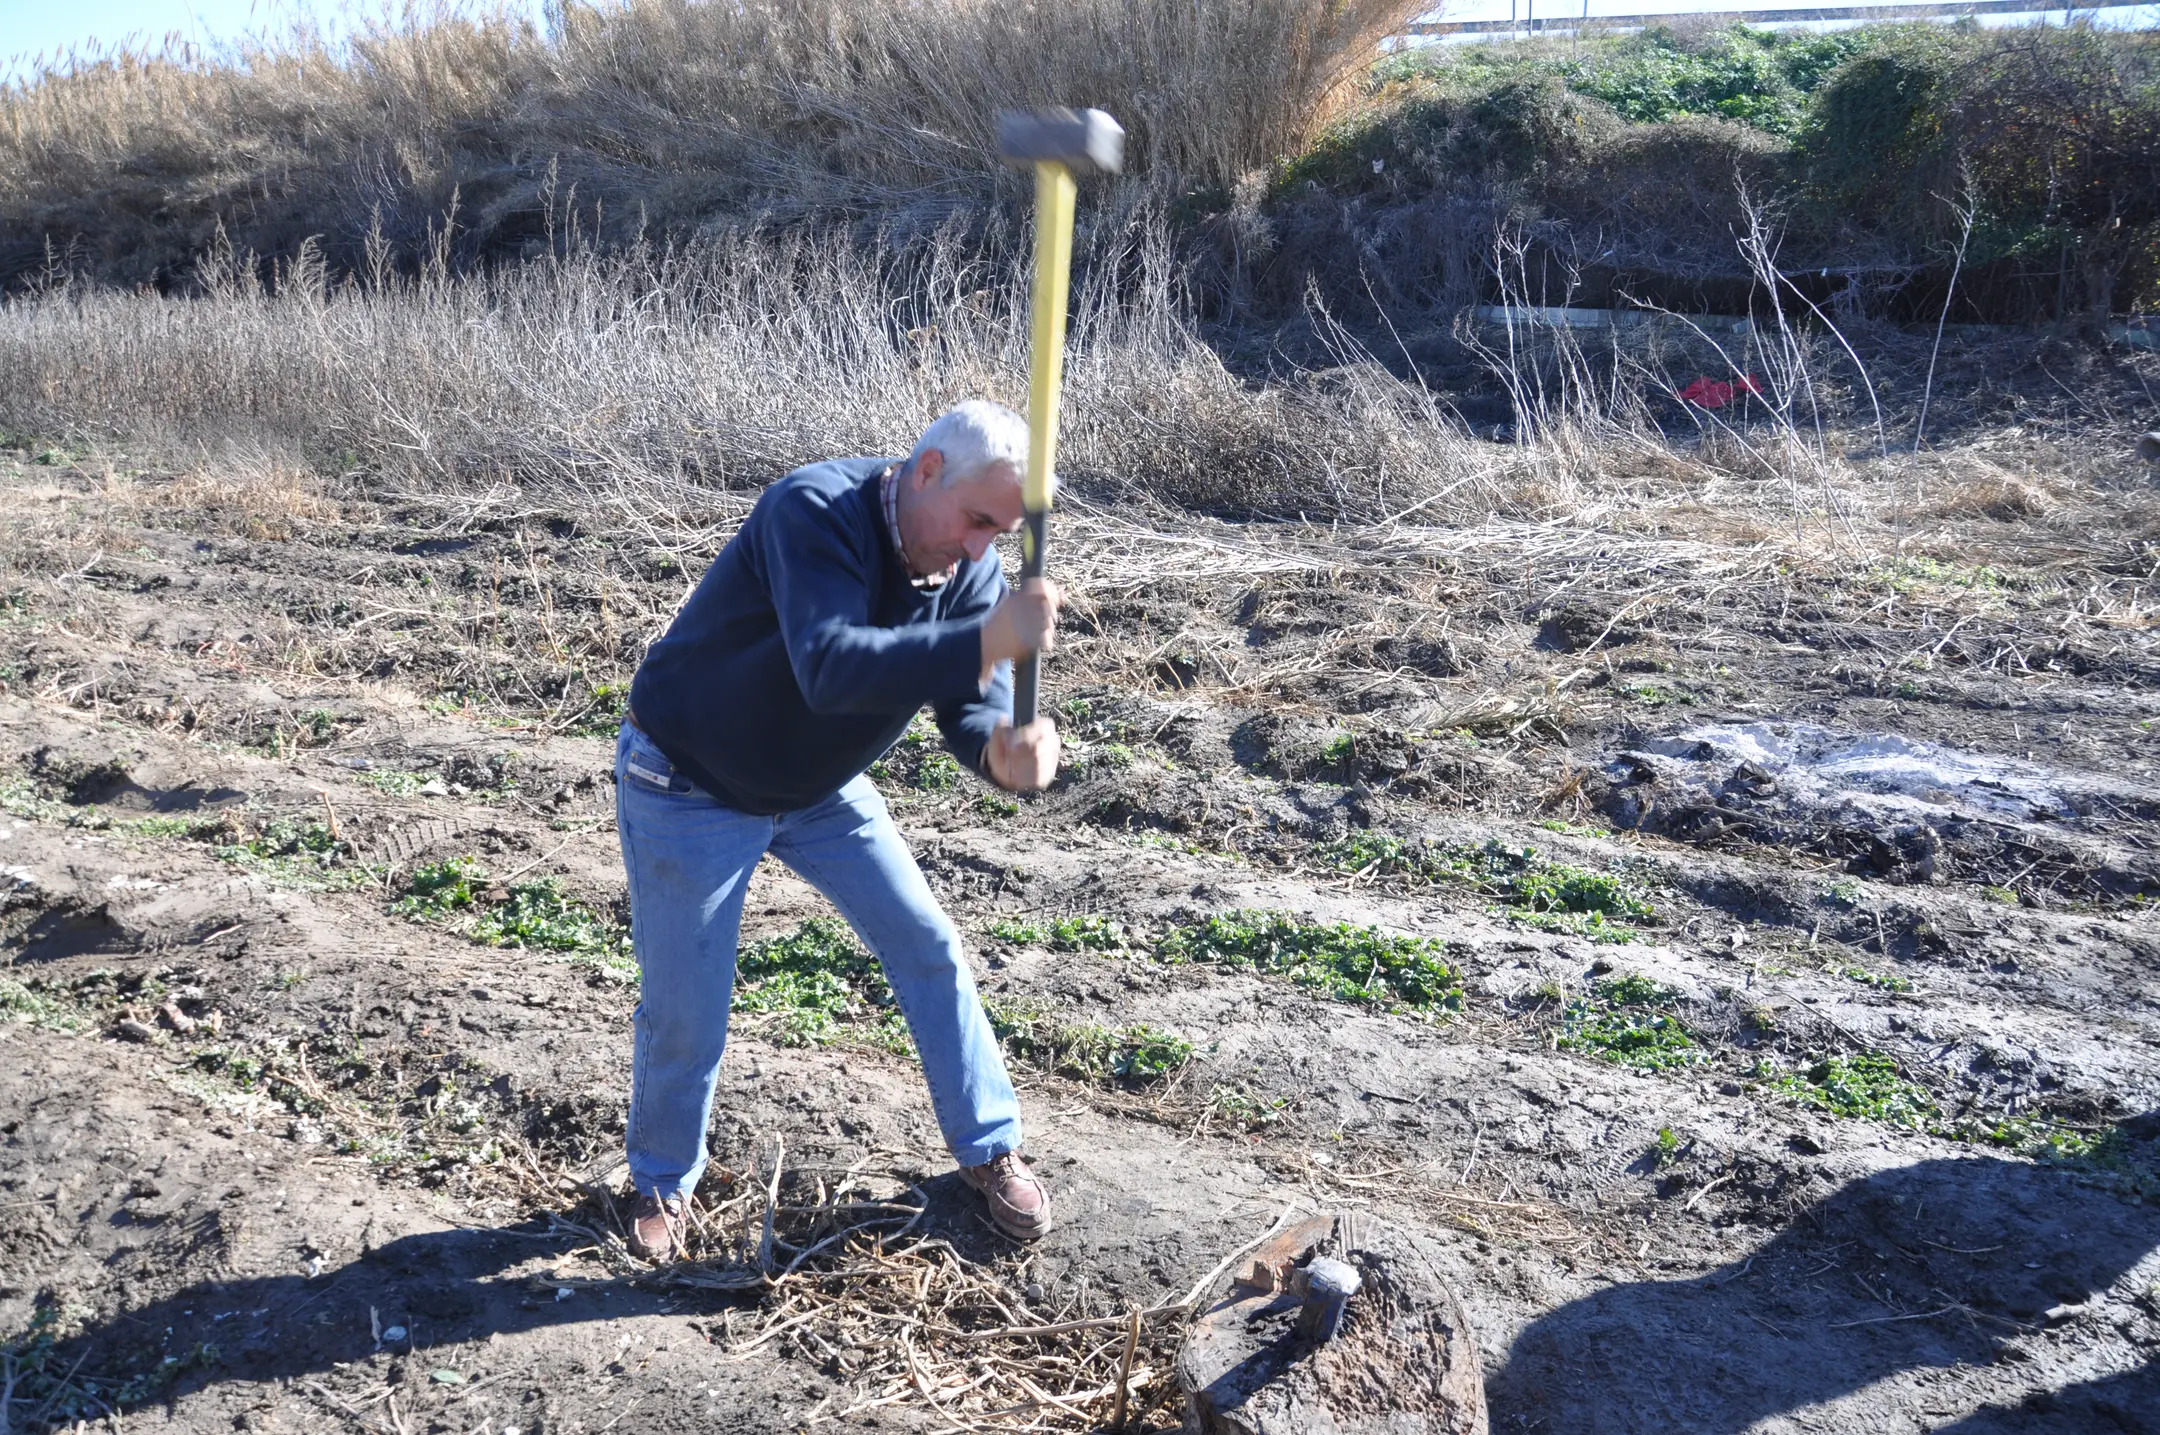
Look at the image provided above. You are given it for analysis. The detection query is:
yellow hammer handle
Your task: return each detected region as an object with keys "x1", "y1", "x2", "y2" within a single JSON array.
[
  {"x1": 1012, "y1": 159, "x2": 1075, "y2": 727},
  {"x1": 1023, "y1": 160, "x2": 1076, "y2": 522}
]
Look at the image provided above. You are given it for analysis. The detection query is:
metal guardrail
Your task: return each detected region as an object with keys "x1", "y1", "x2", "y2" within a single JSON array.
[
  {"x1": 1470, "y1": 304, "x2": 2159, "y2": 348},
  {"x1": 1406, "y1": 0, "x2": 2153, "y2": 35}
]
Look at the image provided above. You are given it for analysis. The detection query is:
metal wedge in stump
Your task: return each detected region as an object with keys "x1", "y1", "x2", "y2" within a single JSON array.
[
  {"x1": 1178, "y1": 1212, "x2": 1488, "y2": 1434},
  {"x1": 995, "y1": 107, "x2": 1123, "y2": 724}
]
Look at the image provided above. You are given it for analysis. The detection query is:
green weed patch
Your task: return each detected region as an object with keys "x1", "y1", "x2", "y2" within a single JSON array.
[
  {"x1": 1323, "y1": 834, "x2": 1653, "y2": 942},
  {"x1": 1155, "y1": 910, "x2": 1463, "y2": 1015},
  {"x1": 1536, "y1": 819, "x2": 1611, "y2": 839},
  {"x1": 123, "y1": 814, "x2": 228, "y2": 840},
  {"x1": 728, "y1": 920, "x2": 1189, "y2": 1086},
  {"x1": 0, "y1": 978, "x2": 84, "y2": 1032},
  {"x1": 1323, "y1": 831, "x2": 1461, "y2": 882},
  {"x1": 1766, "y1": 1054, "x2": 1936, "y2": 1128},
  {"x1": 1556, "y1": 975, "x2": 1702, "y2": 1071},
  {"x1": 987, "y1": 1001, "x2": 1193, "y2": 1085},
  {"x1": 1652, "y1": 1125, "x2": 1684, "y2": 1168},
  {"x1": 1960, "y1": 1114, "x2": 2108, "y2": 1160},
  {"x1": 393, "y1": 857, "x2": 632, "y2": 979},
  {"x1": 392, "y1": 856, "x2": 486, "y2": 918},
  {"x1": 1831, "y1": 963, "x2": 1912, "y2": 992},
  {"x1": 868, "y1": 720, "x2": 964, "y2": 794},
  {"x1": 1965, "y1": 1119, "x2": 2160, "y2": 1199},
  {"x1": 1044, "y1": 915, "x2": 1127, "y2": 952},
  {"x1": 474, "y1": 880, "x2": 626, "y2": 968},
  {"x1": 1505, "y1": 863, "x2": 1655, "y2": 942},
  {"x1": 0, "y1": 774, "x2": 67, "y2": 823},
  {"x1": 566, "y1": 680, "x2": 630, "y2": 737},
  {"x1": 219, "y1": 819, "x2": 374, "y2": 889},
  {"x1": 1871, "y1": 555, "x2": 2010, "y2": 595},
  {"x1": 987, "y1": 914, "x2": 1132, "y2": 952},
  {"x1": 357, "y1": 767, "x2": 429, "y2": 797},
  {"x1": 2, "y1": 1301, "x2": 218, "y2": 1429},
  {"x1": 1207, "y1": 1084, "x2": 1291, "y2": 1130},
  {"x1": 733, "y1": 916, "x2": 893, "y2": 1046}
]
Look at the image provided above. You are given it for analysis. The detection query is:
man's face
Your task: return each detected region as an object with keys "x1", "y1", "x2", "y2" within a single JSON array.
[{"x1": 895, "y1": 451, "x2": 1024, "y2": 576}]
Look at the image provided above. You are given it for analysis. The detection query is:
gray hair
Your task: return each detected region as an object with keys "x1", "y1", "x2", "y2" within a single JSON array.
[{"x1": 907, "y1": 400, "x2": 1030, "y2": 489}]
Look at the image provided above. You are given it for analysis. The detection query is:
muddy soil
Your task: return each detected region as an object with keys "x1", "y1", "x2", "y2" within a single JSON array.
[{"x1": 2, "y1": 453, "x2": 2158, "y2": 1433}]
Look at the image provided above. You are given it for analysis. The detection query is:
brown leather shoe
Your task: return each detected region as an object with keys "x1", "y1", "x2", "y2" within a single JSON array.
[
  {"x1": 626, "y1": 1191, "x2": 686, "y2": 1262},
  {"x1": 960, "y1": 1152, "x2": 1052, "y2": 1241}
]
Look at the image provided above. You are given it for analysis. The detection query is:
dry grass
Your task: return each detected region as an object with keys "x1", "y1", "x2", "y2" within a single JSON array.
[
  {"x1": 109, "y1": 456, "x2": 353, "y2": 538},
  {"x1": 1, "y1": 0, "x2": 1423, "y2": 285},
  {"x1": 4, "y1": 216, "x2": 2152, "y2": 556},
  {"x1": 0, "y1": 223, "x2": 1592, "y2": 527}
]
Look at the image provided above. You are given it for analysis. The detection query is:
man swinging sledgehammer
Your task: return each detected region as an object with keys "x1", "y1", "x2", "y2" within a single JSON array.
[
  {"x1": 612, "y1": 107, "x2": 1121, "y2": 1261},
  {"x1": 614, "y1": 401, "x2": 1062, "y2": 1258}
]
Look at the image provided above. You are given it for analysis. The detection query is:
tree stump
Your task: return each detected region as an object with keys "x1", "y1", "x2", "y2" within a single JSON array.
[{"x1": 1176, "y1": 1214, "x2": 1487, "y2": 1435}]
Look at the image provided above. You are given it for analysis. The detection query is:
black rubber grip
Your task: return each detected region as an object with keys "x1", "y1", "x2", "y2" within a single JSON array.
[{"x1": 1012, "y1": 506, "x2": 1048, "y2": 725}]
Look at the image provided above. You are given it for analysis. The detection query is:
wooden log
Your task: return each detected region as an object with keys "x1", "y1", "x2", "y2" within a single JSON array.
[
  {"x1": 1177, "y1": 1215, "x2": 1486, "y2": 1435},
  {"x1": 1232, "y1": 1215, "x2": 1336, "y2": 1295}
]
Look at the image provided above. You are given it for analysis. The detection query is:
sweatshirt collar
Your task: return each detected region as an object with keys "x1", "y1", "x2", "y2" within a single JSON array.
[{"x1": 879, "y1": 462, "x2": 954, "y2": 590}]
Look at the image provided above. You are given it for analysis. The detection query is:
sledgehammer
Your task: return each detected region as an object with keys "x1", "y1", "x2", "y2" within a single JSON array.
[{"x1": 997, "y1": 107, "x2": 1124, "y2": 723}]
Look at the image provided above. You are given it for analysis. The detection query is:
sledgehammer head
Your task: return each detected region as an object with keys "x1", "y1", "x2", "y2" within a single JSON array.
[{"x1": 997, "y1": 108, "x2": 1125, "y2": 175}]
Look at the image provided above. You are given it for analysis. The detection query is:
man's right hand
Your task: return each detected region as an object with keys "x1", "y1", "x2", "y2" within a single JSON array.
[{"x1": 980, "y1": 577, "x2": 1062, "y2": 671}]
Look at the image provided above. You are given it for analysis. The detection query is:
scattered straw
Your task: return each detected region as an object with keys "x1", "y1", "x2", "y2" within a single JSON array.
[{"x1": 539, "y1": 1142, "x2": 1305, "y2": 1432}]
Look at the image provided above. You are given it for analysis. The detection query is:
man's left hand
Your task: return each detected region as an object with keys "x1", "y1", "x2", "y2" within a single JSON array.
[{"x1": 986, "y1": 718, "x2": 1060, "y2": 792}]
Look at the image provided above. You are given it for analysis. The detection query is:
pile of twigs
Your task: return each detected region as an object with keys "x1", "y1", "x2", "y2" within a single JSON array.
[{"x1": 554, "y1": 1137, "x2": 1295, "y2": 1433}]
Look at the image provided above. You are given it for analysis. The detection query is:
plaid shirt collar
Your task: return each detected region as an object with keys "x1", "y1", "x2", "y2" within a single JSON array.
[{"x1": 880, "y1": 462, "x2": 955, "y2": 590}]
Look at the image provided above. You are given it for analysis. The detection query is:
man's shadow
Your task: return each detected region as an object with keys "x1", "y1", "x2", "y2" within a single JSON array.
[
  {"x1": 7, "y1": 1171, "x2": 1006, "y2": 1428},
  {"x1": 1487, "y1": 1112, "x2": 2160, "y2": 1434}
]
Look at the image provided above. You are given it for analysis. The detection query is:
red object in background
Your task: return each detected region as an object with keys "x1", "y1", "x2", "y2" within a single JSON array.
[{"x1": 1679, "y1": 375, "x2": 1763, "y2": 409}]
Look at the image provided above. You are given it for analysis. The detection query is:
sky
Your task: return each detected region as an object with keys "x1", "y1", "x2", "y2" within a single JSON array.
[
  {"x1": 0, "y1": 0, "x2": 549, "y2": 80},
  {"x1": 3, "y1": 0, "x2": 2154, "y2": 83},
  {"x1": 1425, "y1": 0, "x2": 2160, "y2": 32}
]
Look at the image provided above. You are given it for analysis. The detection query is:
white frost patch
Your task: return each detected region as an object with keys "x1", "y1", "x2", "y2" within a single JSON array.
[
  {"x1": 1, "y1": 864, "x2": 36, "y2": 890},
  {"x1": 105, "y1": 874, "x2": 168, "y2": 892},
  {"x1": 1637, "y1": 721, "x2": 2145, "y2": 829}
]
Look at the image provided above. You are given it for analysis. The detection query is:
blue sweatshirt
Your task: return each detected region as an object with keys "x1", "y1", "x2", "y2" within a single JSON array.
[{"x1": 628, "y1": 457, "x2": 1012, "y2": 814}]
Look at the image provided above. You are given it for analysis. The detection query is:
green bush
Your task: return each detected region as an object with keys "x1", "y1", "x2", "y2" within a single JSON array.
[
  {"x1": 1802, "y1": 29, "x2": 1968, "y2": 225},
  {"x1": 1286, "y1": 22, "x2": 2160, "y2": 319},
  {"x1": 1378, "y1": 24, "x2": 1872, "y2": 137},
  {"x1": 1282, "y1": 72, "x2": 1617, "y2": 196}
]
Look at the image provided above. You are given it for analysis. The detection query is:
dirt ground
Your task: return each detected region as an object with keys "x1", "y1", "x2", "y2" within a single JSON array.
[{"x1": 2, "y1": 446, "x2": 2158, "y2": 1434}]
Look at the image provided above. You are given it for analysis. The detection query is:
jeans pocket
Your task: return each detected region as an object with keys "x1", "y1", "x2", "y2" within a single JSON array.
[{"x1": 621, "y1": 732, "x2": 691, "y2": 796}]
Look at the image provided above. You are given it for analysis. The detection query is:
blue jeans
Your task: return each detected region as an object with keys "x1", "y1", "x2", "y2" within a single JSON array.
[{"x1": 613, "y1": 722, "x2": 1022, "y2": 1198}]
